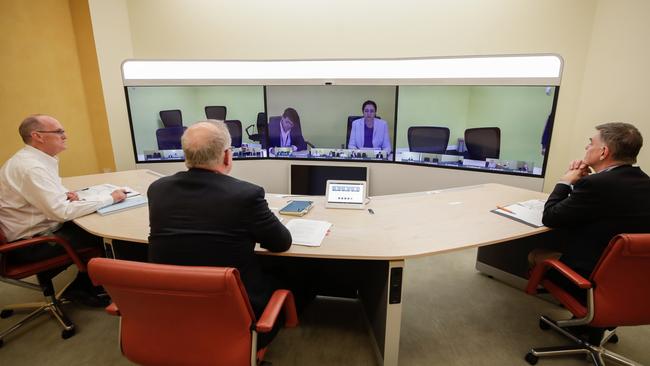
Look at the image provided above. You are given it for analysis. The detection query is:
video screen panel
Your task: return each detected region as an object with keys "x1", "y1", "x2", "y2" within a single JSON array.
[
  {"x1": 265, "y1": 85, "x2": 396, "y2": 161},
  {"x1": 124, "y1": 83, "x2": 557, "y2": 177},
  {"x1": 395, "y1": 85, "x2": 557, "y2": 176},
  {"x1": 125, "y1": 85, "x2": 265, "y2": 162}
]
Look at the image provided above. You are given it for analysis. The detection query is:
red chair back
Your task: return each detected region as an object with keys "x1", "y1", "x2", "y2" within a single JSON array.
[
  {"x1": 590, "y1": 233, "x2": 650, "y2": 327},
  {"x1": 88, "y1": 258, "x2": 258, "y2": 366}
]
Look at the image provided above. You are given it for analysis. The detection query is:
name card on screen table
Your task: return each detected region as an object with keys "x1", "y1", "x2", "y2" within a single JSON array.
[{"x1": 491, "y1": 199, "x2": 545, "y2": 228}]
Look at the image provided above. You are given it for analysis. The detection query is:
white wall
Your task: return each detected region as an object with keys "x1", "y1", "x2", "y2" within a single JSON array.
[
  {"x1": 570, "y1": 0, "x2": 650, "y2": 169},
  {"x1": 89, "y1": 0, "x2": 650, "y2": 193}
]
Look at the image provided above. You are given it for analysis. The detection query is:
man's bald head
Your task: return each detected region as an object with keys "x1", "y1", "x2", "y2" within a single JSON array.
[
  {"x1": 19, "y1": 114, "x2": 48, "y2": 143},
  {"x1": 181, "y1": 121, "x2": 232, "y2": 170}
]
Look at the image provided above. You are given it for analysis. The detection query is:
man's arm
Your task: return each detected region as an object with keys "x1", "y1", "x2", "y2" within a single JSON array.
[
  {"x1": 292, "y1": 130, "x2": 307, "y2": 151},
  {"x1": 247, "y1": 186, "x2": 292, "y2": 252},
  {"x1": 21, "y1": 167, "x2": 116, "y2": 221},
  {"x1": 542, "y1": 178, "x2": 601, "y2": 227}
]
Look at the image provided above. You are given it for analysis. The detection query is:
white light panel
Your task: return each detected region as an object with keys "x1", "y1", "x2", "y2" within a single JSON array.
[{"x1": 122, "y1": 55, "x2": 562, "y2": 85}]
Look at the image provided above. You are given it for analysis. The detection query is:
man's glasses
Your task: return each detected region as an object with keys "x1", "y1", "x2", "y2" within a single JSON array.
[{"x1": 36, "y1": 129, "x2": 66, "y2": 135}]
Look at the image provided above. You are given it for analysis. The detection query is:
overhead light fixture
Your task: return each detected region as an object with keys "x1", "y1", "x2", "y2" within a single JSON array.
[{"x1": 122, "y1": 55, "x2": 562, "y2": 86}]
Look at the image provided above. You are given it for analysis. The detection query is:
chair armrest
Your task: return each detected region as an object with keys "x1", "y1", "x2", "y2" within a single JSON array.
[
  {"x1": 0, "y1": 235, "x2": 87, "y2": 271},
  {"x1": 105, "y1": 302, "x2": 120, "y2": 316},
  {"x1": 256, "y1": 289, "x2": 299, "y2": 333},
  {"x1": 525, "y1": 258, "x2": 592, "y2": 295}
]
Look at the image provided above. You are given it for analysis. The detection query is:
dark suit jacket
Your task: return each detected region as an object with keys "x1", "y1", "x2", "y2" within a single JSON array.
[
  {"x1": 542, "y1": 165, "x2": 650, "y2": 277},
  {"x1": 147, "y1": 168, "x2": 292, "y2": 315},
  {"x1": 267, "y1": 117, "x2": 307, "y2": 151}
]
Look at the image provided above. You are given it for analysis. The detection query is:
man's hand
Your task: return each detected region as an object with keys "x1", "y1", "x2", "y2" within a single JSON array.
[
  {"x1": 560, "y1": 159, "x2": 589, "y2": 185},
  {"x1": 111, "y1": 189, "x2": 127, "y2": 203},
  {"x1": 66, "y1": 192, "x2": 79, "y2": 201}
]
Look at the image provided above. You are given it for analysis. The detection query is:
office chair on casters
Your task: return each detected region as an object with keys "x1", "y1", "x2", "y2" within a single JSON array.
[
  {"x1": 205, "y1": 105, "x2": 227, "y2": 121},
  {"x1": 464, "y1": 127, "x2": 501, "y2": 160},
  {"x1": 524, "y1": 233, "x2": 650, "y2": 366},
  {"x1": 88, "y1": 258, "x2": 298, "y2": 366},
  {"x1": 225, "y1": 120, "x2": 243, "y2": 148},
  {"x1": 246, "y1": 112, "x2": 268, "y2": 147},
  {"x1": 159, "y1": 109, "x2": 183, "y2": 127},
  {"x1": 0, "y1": 226, "x2": 102, "y2": 347},
  {"x1": 407, "y1": 126, "x2": 450, "y2": 154}
]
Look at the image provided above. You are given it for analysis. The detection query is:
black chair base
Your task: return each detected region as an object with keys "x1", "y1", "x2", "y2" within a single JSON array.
[{"x1": 525, "y1": 315, "x2": 639, "y2": 366}]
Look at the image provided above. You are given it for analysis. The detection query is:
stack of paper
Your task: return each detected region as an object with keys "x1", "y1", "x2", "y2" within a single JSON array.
[
  {"x1": 76, "y1": 184, "x2": 140, "y2": 201},
  {"x1": 285, "y1": 219, "x2": 332, "y2": 247},
  {"x1": 492, "y1": 199, "x2": 546, "y2": 228}
]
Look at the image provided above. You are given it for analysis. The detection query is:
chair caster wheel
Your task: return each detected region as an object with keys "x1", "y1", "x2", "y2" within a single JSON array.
[
  {"x1": 61, "y1": 328, "x2": 75, "y2": 339},
  {"x1": 0, "y1": 309, "x2": 14, "y2": 318},
  {"x1": 0, "y1": 339, "x2": 4, "y2": 348},
  {"x1": 608, "y1": 334, "x2": 619, "y2": 343},
  {"x1": 525, "y1": 352, "x2": 539, "y2": 365},
  {"x1": 539, "y1": 319, "x2": 551, "y2": 330}
]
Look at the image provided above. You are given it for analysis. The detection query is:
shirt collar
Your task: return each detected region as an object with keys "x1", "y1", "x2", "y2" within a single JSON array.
[{"x1": 23, "y1": 144, "x2": 59, "y2": 165}]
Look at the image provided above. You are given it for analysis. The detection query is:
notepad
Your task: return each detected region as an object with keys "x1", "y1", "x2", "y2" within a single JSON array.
[
  {"x1": 491, "y1": 199, "x2": 545, "y2": 228},
  {"x1": 97, "y1": 196, "x2": 148, "y2": 216},
  {"x1": 285, "y1": 219, "x2": 332, "y2": 247}
]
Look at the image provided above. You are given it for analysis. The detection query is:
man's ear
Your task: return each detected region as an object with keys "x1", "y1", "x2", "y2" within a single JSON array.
[
  {"x1": 223, "y1": 148, "x2": 233, "y2": 168},
  {"x1": 600, "y1": 145, "x2": 610, "y2": 160}
]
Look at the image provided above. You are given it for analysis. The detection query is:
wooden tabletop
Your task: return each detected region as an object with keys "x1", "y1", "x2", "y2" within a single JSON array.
[{"x1": 63, "y1": 169, "x2": 549, "y2": 260}]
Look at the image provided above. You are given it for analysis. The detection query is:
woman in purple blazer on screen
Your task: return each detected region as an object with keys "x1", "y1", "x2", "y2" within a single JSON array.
[{"x1": 347, "y1": 100, "x2": 392, "y2": 154}]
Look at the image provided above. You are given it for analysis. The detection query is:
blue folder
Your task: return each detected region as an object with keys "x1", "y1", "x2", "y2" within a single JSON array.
[{"x1": 97, "y1": 195, "x2": 148, "y2": 216}]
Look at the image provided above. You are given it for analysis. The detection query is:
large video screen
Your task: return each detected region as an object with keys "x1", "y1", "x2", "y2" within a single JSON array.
[
  {"x1": 395, "y1": 85, "x2": 557, "y2": 176},
  {"x1": 125, "y1": 85, "x2": 265, "y2": 162},
  {"x1": 125, "y1": 84, "x2": 557, "y2": 177},
  {"x1": 265, "y1": 85, "x2": 395, "y2": 161}
]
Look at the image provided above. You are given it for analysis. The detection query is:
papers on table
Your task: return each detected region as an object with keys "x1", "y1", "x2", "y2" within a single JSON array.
[
  {"x1": 76, "y1": 184, "x2": 140, "y2": 201},
  {"x1": 492, "y1": 199, "x2": 546, "y2": 228},
  {"x1": 285, "y1": 219, "x2": 332, "y2": 247},
  {"x1": 75, "y1": 184, "x2": 146, "y2": 216}
]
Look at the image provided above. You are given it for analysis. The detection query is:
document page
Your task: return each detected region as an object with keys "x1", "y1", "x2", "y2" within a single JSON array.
[
  {"x1": 285, "y1": 219, "x2": 332, "y2": 247},
  {"x1": 76, "y1": 184, "x2": 139, "y2": 202},
  {"x1": 493, "y1": 199, "x2": 546, "y2": 228}
]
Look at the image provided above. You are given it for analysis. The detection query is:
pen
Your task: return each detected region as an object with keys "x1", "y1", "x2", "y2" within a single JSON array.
[
  {"x1": 368, "y1": 208, "x2": 375, "y2": 215},
  {"x1": 497, "y1": 205, "x2": 515, "y2": 214}
]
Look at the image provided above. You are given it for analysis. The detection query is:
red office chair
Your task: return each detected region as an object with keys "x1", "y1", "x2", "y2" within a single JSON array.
[
  {"x1": 0, "y1": 226, "x2": 102, "y2": 347},
  {"x1": 88, "y1": 258, "x2": 299, "y2": 366},
  {"x1": 525, "y1": 233, "x2": 650, "y2": 365}
]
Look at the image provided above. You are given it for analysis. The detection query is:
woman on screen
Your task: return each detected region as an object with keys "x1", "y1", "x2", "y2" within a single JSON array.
[
  {"x1": 348, "y1": 100, "x2": 392, "y2": 154},
  {"x1": 268, "y1": 107, "x2": 308, "y2": 151}
]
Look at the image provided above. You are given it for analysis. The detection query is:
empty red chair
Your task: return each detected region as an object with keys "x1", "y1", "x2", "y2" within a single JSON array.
[{"x1": 88, "y1": 258, "x2": 298, "y2": 366}]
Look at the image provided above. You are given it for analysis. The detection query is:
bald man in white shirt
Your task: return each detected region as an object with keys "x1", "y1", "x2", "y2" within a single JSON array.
[{"x1": 0, "y1": 114, "x2": 126, "y2": 306}]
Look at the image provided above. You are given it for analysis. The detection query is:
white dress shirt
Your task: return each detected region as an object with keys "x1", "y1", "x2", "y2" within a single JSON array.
[
  {"x1": 0, "y1": 145, "x2": 113, "y2": 242},
  {"x1": 280, "y1": 122, "x2": 291, "y2": 147}
]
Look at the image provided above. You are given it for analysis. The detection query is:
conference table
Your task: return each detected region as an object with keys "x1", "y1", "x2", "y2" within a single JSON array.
[{"x1": 63, "y1": 169, "x2": 549, "y2": 366}]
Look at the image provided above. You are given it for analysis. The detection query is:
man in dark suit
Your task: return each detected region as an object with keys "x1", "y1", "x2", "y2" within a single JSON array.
[
  {"x1": 147, "y1": 120, "x2": 292, "y2": 347},
  {"x1": 531, "y1": 122, "x2": 650, "y2": 301},
  {"x1": 267, "y1": 107, "x2": 308, "y2": 151}
]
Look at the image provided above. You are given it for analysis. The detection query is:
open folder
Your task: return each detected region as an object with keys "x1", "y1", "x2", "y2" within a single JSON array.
[{"x1": 491, "y1": 199, "x2": 546, "y2": 228}]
